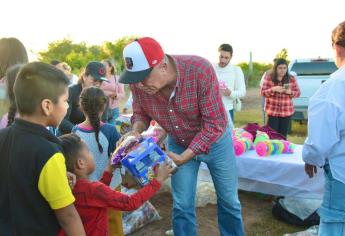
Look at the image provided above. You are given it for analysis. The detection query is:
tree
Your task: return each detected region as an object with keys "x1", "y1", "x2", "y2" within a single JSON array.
[
  {"x1": 275, "y1": 48, "x2": 289, "y2": 61},
  {"x1": 38, "y1": 36, "x2": 137, "y2": 74},
  {"x1": 102, "y1": 36, "x2": 137, "y2": 72}
]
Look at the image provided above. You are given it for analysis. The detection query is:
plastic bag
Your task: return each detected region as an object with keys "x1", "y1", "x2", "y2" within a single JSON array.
[
  {"x1": 233, "y1": 98, "x2": 242, "y2": 111},
  {"x1": 195, "y1": 181, "x2": 217, "y2": 207},
  {"x1": 122, "y1": 188, "x2": 161, "y2": 235}
]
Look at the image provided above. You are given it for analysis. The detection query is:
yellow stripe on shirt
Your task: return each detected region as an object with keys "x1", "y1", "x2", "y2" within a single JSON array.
[{"x1": 38, "y1": 152, "x2": 75, "y2": 210}]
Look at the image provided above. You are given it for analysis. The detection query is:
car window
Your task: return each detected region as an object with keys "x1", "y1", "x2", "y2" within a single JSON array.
[{"x1": 291, "y1": 62, "x2": 337, "y2": 76}]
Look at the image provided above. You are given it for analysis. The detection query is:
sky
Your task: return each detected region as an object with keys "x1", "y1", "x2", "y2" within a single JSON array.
[{"x1": 1, "y1": 0, "x2": 344, "y2": 64}]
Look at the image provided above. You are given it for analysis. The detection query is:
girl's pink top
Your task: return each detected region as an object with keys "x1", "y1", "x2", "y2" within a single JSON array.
[{"x1": 100, "y1": 75, "x2": 125, "y2": 109}]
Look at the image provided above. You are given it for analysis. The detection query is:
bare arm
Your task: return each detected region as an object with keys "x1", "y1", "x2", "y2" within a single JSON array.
[{"x1": 55, "y1": 204, "x2": 85, "y2": 236}]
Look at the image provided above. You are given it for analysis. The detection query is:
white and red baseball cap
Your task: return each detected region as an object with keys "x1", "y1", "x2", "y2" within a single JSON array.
[{"x1": 119, "y1": 37, "x2": 165, "y2": 84}]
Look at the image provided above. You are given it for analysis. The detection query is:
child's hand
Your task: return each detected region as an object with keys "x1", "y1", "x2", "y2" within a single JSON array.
[
  {"x1": 155, "y1": 162, "x2": 174, "y2": 184},
  {"x1": 106, "y1": 153, "x2": 116, "y2": 173},
  {"x1": 67, "y1": 171, "x2": 76, "y2": 189}
]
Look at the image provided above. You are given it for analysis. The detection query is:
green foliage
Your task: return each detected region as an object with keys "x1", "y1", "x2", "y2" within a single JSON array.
[
  {"x1": 38, "y1": 36, "x2": 137, "y2": 74},
  {"x1": 276, "y1": 48, "x2": 289, "y2": 61},
  {"x1": 237, "y1": 62, "x2": 272, "y2": 88}
]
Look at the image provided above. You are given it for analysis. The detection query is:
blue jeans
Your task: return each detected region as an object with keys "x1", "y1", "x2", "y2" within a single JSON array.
[
  {"x1": 318, "y1": 164, "x2": 345, "y2": 236},
  {"x1": 229, "y1": 109, "x2": 234, "y2": 123},
  {"x1": 168, "y1": 127, "x2": 244, "y2": 236},
  {"x1": 107, "y1": 107, "x2": 120, "y2": 125}
]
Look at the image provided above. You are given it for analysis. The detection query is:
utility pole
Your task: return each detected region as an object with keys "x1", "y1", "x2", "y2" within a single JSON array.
[{"x1": 248, "y1": 51, "x2": 253, "y2": 85}]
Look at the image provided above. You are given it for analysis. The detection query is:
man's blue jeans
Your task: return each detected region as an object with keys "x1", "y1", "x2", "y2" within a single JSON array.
[
  {"x1": 168, "y1": 127, "x2": 244, "y2": 236},
  {"x1": 318, "y1": 164, "x2": 345, "y2": 236}
]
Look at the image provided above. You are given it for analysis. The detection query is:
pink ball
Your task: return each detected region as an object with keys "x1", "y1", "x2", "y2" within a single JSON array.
[
  {"x1": 256, "y1": 142, "x2": 268, "y2": 156},
  {"x1": 233, "y1": 140, "x2": 246, "y2": 156}
]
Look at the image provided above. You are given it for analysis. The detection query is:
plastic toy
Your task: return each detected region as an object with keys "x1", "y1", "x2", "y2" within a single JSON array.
[
  {"x1": 113, "y1": 137, "x2": 178, "y2": 186},
  {"x1": 219, "y1": 80, "x2": 227, "y2": 90},
  {"x1": 232, "y1": 128, "x2": 254, "y2": 156},
  {"x1": 233, "y1": 138, "x2": 252, "y2": 156},
  {"x1": 255, "y1": 139, "x2": 296, "y2": 157},
  {"x1": 253, "y1": 131, "x2": 269, "y2": 145},
  {"x1": 233, "y1": 128, "x2": 254, "y2": 141}
]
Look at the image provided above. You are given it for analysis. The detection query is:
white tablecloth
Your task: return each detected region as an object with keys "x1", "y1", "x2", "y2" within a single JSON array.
[{"x1": 198, "y1": 145, "x2": 325, "y2": 199}]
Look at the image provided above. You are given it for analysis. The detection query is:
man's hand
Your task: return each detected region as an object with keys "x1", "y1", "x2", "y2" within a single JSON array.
[
  {"x1": 305, "y1": 163, "x2": 317, "y2": 178},
  {"x1": 221, "y1": 87, "x2": 231, "y2": 96},
  {"x1": 166, "y1": 149, "x2": 195, "y2": 166},
  {"x1": 116, "y1": 130, "x2": 141, "y2": 147}
]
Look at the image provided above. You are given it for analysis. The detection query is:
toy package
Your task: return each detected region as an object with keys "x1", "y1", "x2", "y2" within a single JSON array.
[{"x1": 112, "y1": 136, "x2": 178, "y2": 186}]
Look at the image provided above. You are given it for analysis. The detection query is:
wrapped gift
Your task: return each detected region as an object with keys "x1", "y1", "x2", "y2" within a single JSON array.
[{"x1": 113, "y1": 137, "x2": 178, "y2": 186}]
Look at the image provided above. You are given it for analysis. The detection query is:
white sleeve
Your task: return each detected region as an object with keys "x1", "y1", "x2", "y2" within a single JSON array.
[
  {"x1": 302, "y1": 99, "x2": 340, "y2": 166},
  {"x1": 230, "y1": 67, "x2": 246, "y2": 99},
  {"x1": 259, "y1": 72, "x2": 266, "y2": 88}
]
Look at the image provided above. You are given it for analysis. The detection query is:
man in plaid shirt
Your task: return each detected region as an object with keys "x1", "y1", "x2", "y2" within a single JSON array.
[{"x1": 119, "y1": 37, "x2": 244, "y2": 236}]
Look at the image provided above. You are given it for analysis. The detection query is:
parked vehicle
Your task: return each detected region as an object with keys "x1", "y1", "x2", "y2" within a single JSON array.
[{"x1": 289, "y1": 58, "x2": 337, "y2": 121}]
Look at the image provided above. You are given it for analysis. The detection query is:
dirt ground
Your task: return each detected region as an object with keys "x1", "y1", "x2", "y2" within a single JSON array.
[{"x1": 129, "y1": 190, "x2": 300, "y2": 236}]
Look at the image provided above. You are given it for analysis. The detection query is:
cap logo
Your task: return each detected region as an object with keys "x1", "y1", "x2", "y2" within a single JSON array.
[
  {"x1": 98, "y1": 67, "x2": 105, "y2": 75},
  {"x1": 125, "y1": 57, "x2": 134, "y2": 70},
  {"x1": 152, "y1": 60, "x2": 157, "y2": 65}
]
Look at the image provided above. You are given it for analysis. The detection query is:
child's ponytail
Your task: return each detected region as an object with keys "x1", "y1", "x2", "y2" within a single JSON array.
[{"x1": 80, "y1": 87, "x2": 108, "y2": 153}]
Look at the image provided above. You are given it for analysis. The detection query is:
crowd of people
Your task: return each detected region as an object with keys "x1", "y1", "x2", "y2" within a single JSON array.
[{"x1": 0, "y1": 20, "x2": 345, "y2": 236}]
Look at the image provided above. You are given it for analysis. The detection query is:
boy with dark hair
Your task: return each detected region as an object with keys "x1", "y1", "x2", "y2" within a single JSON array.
[
  {"x1": 0, "y1": 62, "x2": 85, "y2": 235},
  {"x1": 59, "y1": 133, "x2": 173, "y2": 236}
]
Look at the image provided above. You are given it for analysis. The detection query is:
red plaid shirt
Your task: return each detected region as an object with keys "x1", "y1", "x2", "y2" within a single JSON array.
[
  {"x1": 261, "y1": 75, "x2": 300, "y2": 117},
  {"x1": 130, "y1": 55, "x2": 228, "y2": 154},
  {"x1": 59, "y1": 171, "x2": 161, "y2": 236}
]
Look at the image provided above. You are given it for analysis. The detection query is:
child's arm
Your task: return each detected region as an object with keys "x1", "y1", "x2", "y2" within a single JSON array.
[
  {"x1": 88, "y1": 163, "x2": 173, "y2": 211},
  {"x1": 91, "y1": 178, "x2": 161, "y2": 211},
  {"x1": 55, "y1": 204, "x2": 85, "y2": 236},
  {"x1": 38, "y1": 153, "x2": 85, "y2": 235},
  {"x1": 99, "y1": 170, "x2": 113, "y2": 186}
]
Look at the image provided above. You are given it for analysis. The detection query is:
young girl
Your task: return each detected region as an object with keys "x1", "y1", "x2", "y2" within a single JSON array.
[
  {"x1": 72, "y1": 86, "x2": 123, "y2": 234},
  {"x1": 72, "y1": 86, "x2": 120, "y2": 185},
  {"x1": 0, "y1": 64, "x2": 22, "y2": 129},
  {"x1": 100, "y1": 59, "x2": 125, "y2": 125},
  {"x1": 261, "y1": 58, "x2": 301, "y2": 138},
  {"x1": 59, "y1": 133, "x2": 173, "y2": 236}
]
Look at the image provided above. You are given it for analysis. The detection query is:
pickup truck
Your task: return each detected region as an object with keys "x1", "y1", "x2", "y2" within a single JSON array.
[{"x1": 289, "y1": 58, "x2": 337, "y2": 121}]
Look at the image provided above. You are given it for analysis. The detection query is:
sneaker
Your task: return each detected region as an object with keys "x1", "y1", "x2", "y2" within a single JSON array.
[{"x1": 165, "y1": 229, "x2": 174, "y2": 236}]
